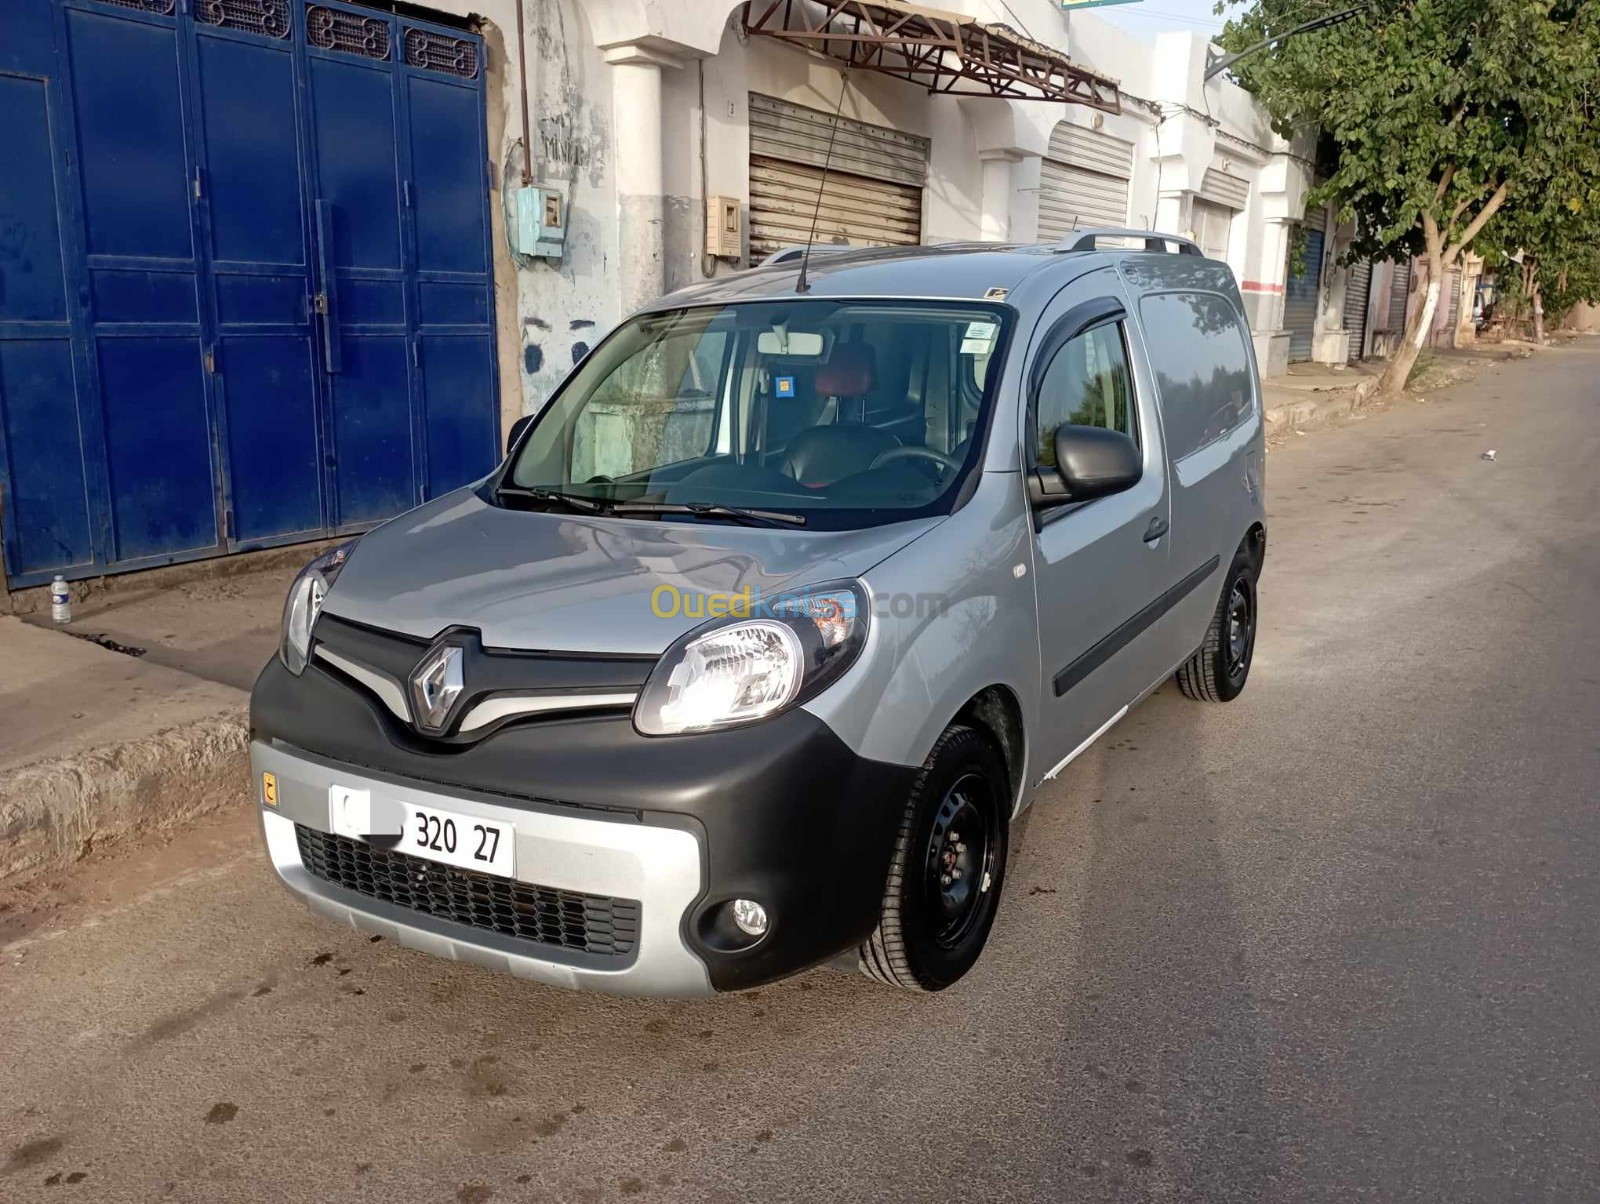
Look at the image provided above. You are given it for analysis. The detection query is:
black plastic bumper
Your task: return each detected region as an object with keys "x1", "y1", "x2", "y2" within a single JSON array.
[{"x1": 251, "y1": 657, "x2": 915, "y2": 990}]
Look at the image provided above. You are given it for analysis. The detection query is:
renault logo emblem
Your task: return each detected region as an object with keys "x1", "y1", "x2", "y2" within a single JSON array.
[{"x1": 409, "y1": 643, "x2": 464, "y2": 733}]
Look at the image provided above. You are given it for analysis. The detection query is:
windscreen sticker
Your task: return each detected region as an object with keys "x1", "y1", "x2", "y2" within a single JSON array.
[
  {"x1": 961, "y1": 321, "x2": 999, "y2": 356},
  {"x1": 774, "y1": 375, "x2": 796, "y2": 398}
]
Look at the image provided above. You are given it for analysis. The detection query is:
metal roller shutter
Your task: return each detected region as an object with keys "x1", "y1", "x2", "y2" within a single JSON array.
[
  {"x1": 748, "y1": 156, "x2": 922, "y2": 256},
  {"x1": 1284, "y1": 225, "x2": 1325, "y2": 363},
  {"x1": 1038, "y1": 122, "x2": 1133, "y2": 240},
  {"x1": 1344, "y1": 258, "x2": 1372, "y2": 361},
  {"x1": 1386, "y1": 259, "x2": 1411, "y2": 334},
  {"x1": 1199, "y1": 167, "x2": 1249, "y2": 211},
  {"x1": 747, "y1": 94, "x2": 928, "y2": 258}
]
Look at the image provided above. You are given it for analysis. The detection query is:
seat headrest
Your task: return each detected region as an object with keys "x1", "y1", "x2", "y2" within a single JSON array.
[{"x1": 815, "y1": 343, "x2": 876, "y2": 397}]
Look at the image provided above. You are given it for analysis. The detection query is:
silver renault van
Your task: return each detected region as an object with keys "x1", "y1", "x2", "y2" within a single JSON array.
[{"x1": 251, "y1": 230, "x2": 1265, "y2": 996}]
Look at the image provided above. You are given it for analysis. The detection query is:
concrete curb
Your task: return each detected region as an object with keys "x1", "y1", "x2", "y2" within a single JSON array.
[
  {"x1": 1263, "y1": 376, "x2": 1381, "y2": 439},
  {"x1": 0, "y1": 707, "x2": 249, "y2": 887}
]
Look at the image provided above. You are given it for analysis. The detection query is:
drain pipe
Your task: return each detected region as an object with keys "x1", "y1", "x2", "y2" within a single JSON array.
[{"x1": 515, "y1": 0, "x2": 532, "y2": 185}]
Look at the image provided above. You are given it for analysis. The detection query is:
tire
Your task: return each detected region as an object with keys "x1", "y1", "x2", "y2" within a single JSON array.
[
  {"x1": 1175, "y1": 548, "x2": 1258, "y2": 703},
  {"x1": 858, "y1": 724, "x2": 1010, "y2": 992}
]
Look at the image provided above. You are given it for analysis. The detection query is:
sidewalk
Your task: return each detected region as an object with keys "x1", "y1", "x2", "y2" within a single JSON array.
[
  {"x1": 0, "y1": 566, "x2": 294, "y2": 886},
  {"x1": 1259, "y1": 337, "x2": 1557, "y2": 439},
  {"x1": 1260, "y1": 359, "x2": 1385, "y2": 439}
]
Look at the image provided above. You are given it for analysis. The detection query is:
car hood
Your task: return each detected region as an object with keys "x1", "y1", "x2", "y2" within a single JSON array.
[{"x1": 321, "y1": 487, "x2": 942, "y2": 654}]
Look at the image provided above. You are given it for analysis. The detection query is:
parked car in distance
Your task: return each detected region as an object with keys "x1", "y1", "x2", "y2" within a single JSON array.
[{"x1": 250, "y1": 230, "x2": 1267, "y2": 996}]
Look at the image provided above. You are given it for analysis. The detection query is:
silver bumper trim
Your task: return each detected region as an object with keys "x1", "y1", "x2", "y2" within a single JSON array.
[{"x1": 252, "y1": 741, "x2": 714, "y2": 996}]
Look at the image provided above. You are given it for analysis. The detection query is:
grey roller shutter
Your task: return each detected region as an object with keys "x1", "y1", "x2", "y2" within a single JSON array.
[
  {"x1": 1038, "y1": 122, "x2": 1133, "y2": 240},
  {"x1": 1284, "y1": 225, "x2": 1325, "y2": 363},
  {"x1": 1386, "y1": 259, "x2": 1411, "y2": 333},
  {"x1": 747, "y1": 94, "x2": 928, "y2": 258},
  {"x1": 1199, "y1": 167, "x2": 1249, "y2": 211},
  {"x1": 1343, "y1": 258, "x2": 1372, "y2": 361},
  {"x1": 748, "y1": 156, "x2": 922, "y2": 257}
]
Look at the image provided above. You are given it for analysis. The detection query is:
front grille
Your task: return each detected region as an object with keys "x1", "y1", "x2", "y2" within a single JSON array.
[{"x1": 295, "y1": 825, "x2": 640, "y2": 957}]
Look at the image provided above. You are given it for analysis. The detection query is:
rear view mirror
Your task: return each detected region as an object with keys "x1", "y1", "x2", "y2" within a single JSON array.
[
  {"x1": 757, "y1": 329, "x2": 824, "y2": 357},
  {"x1": 506, "y1": 414, "x2": 534, "y2": 456},
  {"x1": 1029, "y1": 425, "x2": 1141, "y2": 506}
]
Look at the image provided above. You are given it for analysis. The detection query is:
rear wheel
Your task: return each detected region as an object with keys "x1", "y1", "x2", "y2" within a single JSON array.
[
  {"x1": 1175, "y1": 549, "x2": 1257, "y2": 702},
  {"x1": 858, "y1": 725, "x2": 1009, "y2": 992}
]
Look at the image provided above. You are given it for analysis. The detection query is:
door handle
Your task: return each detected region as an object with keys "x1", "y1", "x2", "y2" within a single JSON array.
[{"x1": 1142, "y1": 514, "x2": 1169, "y2": 544}]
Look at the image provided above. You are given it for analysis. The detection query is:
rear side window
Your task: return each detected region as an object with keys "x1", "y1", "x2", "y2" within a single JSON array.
[
  {"x1": 1033, "y1": 322, "x2": 1135, "y2": 467},
  {"x1": 1137, "y1": 292, "x2": 1255, "y2": 460}
]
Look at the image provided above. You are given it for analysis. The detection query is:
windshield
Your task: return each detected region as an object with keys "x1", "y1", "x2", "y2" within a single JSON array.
[{"x1": 504, "y1": 300, "x2": 1009, "y2": 529}]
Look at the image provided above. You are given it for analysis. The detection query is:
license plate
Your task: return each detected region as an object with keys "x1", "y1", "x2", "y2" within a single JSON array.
[
  {"x1": 400, "y1": 801, "x2": 515, "y2": 878},
  {"x1": 328, "y1": 784, "x2": 515, "y2": 879}
]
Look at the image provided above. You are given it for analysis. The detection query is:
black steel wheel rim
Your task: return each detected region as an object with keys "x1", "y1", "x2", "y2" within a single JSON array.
[
  {"x1": 923, "y1": 771, "x2": 1000, "y2": 948},
  {"x1": 1226, "y1": 576, "x2": 1254, "y2": 680}
]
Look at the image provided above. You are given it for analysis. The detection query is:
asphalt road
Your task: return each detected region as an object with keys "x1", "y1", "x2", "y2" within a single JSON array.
[{"x1": 4, "y1": 344, "x2": 1599, "y2": 1203}]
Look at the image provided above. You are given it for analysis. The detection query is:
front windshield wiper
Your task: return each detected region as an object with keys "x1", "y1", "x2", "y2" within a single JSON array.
[
  {"x1": 495, "y1": 483, "x2": 610, "y2": 514},
  {"x1": 610, "y1": 501, "x2": 807, "y2": 527}
]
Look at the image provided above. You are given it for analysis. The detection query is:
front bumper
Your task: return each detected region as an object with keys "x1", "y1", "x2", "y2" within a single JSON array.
[
  {"x1": 253, "y1": 740, "x2": 713, "y2": 995},
  {"x1": 251, "y1": 656, "x2": 917, "y2": 994}
]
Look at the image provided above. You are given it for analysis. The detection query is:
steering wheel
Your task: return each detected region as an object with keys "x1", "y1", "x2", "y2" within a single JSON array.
[{"x1": 869, "y1": 446, "x2": 962, "y2": 478}]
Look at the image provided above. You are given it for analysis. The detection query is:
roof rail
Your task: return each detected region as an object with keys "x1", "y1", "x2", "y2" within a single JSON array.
[
  {"x1": 759, "y1": 244, "x2": 859, "y2": 267},
  {"x1": 1058, "y1": 228, "x2": 1203, "y2": 256}
]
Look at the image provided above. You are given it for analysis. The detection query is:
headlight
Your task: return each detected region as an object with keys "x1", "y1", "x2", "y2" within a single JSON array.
[
  {"x1": 633, "y1": 581, "x2": 869, "y2": 736},
  {"x1": 279, "y1": 540, "x2": 358, "y2": 675}
]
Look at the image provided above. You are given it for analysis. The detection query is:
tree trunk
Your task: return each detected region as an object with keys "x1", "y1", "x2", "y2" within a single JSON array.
[
  {"x1": 1530, "y1": 262, "x2": 1545, "y2": 345},
  {"x1": 1378, "y1": 246, "x2": 1445, "y2": 394}
]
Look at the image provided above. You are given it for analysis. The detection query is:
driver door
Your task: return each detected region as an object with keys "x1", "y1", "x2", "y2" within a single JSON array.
[{"x1": 1027, "y1": 271, "x2": 1173, "y2": 775}]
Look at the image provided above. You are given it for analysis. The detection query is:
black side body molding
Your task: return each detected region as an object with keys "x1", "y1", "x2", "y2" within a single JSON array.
[{"x1": 1053, "y1": 554, "x2": 1222, "y2": 697}]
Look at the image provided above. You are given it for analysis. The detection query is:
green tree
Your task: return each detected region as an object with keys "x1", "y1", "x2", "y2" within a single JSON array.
[
  {"x1": 1219, "y1": 0, "x2": 1600, "y2": 391},
  {"x1": 1477, "y1": 145, "x2": 1600, "y2": 342}
]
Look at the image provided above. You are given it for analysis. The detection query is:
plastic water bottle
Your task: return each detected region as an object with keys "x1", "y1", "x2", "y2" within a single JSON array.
[{"x1": 50, "y1": 575, "x2": 71, "y2": 625}]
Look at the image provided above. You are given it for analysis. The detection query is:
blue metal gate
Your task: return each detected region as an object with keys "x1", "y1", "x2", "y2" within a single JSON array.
[
  {"x1": 0, "y1": 0, "x2": 497, "y2": 587},
  {"x1": 1284, "y1": 224, "x2": 1325, "y2": 364}
]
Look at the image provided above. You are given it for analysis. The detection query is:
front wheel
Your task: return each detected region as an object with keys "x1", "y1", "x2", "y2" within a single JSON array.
[
  {"x1": 1175, "y1": 549, "x2": 1257, "y2": 702},
  {"x1": 858, "y1": 725, "x2": 1010, "y2": 992}
]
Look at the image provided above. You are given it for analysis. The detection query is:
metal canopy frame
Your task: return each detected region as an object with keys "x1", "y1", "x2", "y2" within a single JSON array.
[{"x1": 741, "y1": 0, "x2": 1121, "y2": 113}]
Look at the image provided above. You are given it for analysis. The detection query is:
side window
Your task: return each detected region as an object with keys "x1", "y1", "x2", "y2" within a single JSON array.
[
  {"x1": 1136, "y1": 291, "x2": 1255, "y2": 460},
  {"x1": 1033, "y1": 322, "x2": 1135, "y2": 467}
]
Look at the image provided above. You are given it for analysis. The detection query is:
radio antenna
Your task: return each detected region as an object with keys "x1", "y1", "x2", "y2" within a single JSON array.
[{"x1": 796, "y1": 66, "x2": 850, "y2": 295}]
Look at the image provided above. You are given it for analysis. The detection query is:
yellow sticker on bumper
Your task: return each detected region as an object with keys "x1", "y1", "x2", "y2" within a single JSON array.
[{"x1": 262, "y1": 772, "x2": 278, "y2": 807}]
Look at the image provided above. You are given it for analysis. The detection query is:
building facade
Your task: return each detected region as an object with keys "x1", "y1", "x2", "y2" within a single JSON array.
[{"x1": 0, "y1": 0, "x2": 1330, "y2": 591}]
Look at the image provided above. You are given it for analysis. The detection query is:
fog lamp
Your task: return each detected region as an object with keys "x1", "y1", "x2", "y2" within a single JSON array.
[{"x1": 731, "y1": 898, "x2": 770, "y2": 938}]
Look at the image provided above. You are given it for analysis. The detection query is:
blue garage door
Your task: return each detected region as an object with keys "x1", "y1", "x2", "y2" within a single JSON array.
[
  {"x1": 1283, "y1": 224, "x2": 1325, "y2": 364},
  {"x1": 0, "y1": 0, "x2": 496, "y2": 587}
]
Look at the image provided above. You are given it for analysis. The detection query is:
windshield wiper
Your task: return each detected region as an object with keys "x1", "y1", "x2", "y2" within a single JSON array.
[
  {"x1": 610, "y1": 501, "x2": 807, "y2": 527},
  {"x1": 495, "y1": 484, "x2": 610, "y2": 514}
]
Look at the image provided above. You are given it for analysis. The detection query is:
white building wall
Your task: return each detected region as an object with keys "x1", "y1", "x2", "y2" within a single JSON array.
[{"x1": 441, "y1": 0, "x2": 1318, "y2": 427}]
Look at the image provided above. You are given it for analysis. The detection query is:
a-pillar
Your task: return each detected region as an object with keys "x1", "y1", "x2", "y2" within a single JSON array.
[{"x1": 603, "y1": 41, "x2": 683, "y2": 314}]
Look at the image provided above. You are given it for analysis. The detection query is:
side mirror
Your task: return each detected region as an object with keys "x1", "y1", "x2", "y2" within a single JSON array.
[
  {"x1": 505, "y1": 414, "x2": 535, "y2": 457},
  {"x1": 1028, "y1": 425, "x2": 1141, "y2": 507}
]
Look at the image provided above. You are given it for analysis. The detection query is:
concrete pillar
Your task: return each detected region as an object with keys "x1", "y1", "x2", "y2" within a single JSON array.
[
  {"x1": 978, "y1": 151, "x2": 1020, "y2": 241},
  {"x1": 603, "y1": 43, "x2": 676, "y2": 314},
  {"x1": 958, "y1": 96, "x2": 1048, "y2": 244},
  {"x1": 1245, "y1": 219, "x2": 1293, "y2": 377}
]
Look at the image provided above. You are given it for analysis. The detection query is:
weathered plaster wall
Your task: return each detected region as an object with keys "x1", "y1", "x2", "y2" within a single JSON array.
[{"x1": 517, "y1": 0, "x2": 619, "y2": 415}]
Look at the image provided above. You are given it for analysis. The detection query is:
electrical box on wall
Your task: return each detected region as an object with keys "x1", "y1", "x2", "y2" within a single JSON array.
[
  {"x1": 513, "y1": 185, "x2": 566, "y2": 260},
  {"x1": 705, "y1": 195, "x2": 742, "y2": 259}
]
